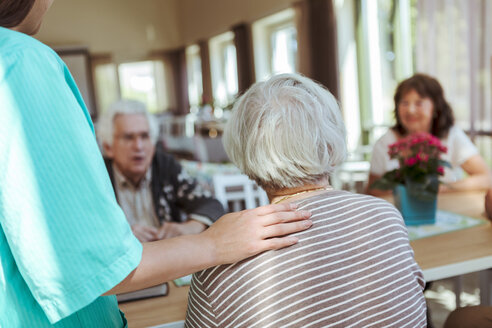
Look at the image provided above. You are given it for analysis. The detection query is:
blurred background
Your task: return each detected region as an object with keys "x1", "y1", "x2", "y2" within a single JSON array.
[{"x1": 35, "y1": 0, "x2": 492, "y2": 165}]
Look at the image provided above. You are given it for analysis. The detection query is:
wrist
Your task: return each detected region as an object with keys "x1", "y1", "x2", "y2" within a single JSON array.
[{"x1": 196, "y1": 229, "x2": 219, "y2": 267}]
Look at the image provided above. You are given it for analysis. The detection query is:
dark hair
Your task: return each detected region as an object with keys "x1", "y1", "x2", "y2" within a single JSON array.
[
  {"x1": 0, "y1": 0, "x2": 35, "y2": 28},
  {"x1": 392, "y1": 73, "x2": 454, "y2": 139}
]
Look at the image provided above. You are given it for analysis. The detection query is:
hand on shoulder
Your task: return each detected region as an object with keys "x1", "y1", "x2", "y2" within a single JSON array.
[{"x1": 201, "y1": 203, "x2": 312, "y2": 265}]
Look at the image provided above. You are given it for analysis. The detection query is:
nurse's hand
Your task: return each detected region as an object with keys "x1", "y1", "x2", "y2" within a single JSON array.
[
  {"x1": 157, "y1": 220, "x2": 206, "y2": 239},
  {"x1": 201, "y1": 202, "x2": 312, "y2": 265},
  {"x1": 106, "y1": 203, "x2": 311, "y2": 295}
]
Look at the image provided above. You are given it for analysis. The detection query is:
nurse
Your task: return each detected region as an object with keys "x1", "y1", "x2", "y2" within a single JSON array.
[{"x1": 0, "y1": 1, "x2": 312, "y2": 326}]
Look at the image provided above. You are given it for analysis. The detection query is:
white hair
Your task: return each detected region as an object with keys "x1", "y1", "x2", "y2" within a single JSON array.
[
  {"x1": 223, "y1": 73, "x2": 347, "y2": 191},
  {"x1": 97, "y1": 99, "x2": 159, "y2": 149}
]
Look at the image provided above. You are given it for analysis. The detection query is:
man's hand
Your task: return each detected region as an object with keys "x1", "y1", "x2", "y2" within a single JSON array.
[
  {"x1": 131, "y1": 224, "x2": 159, "y2": 242},
  {"x1": 158, "y1": 220, "x2": 207, "y2": 239}
]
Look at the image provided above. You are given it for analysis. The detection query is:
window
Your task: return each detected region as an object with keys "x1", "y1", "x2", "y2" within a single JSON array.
[
  {"x1": 209, "y1": 31, "x2": 238, "y2": 108},
  {"x1": 336, "y1": 0, "x2": 414, "y2": 151},
  {"x1": 414, "y1": 0, "x2": 492, "y2": 139},
  {"x1": 93, "y1": 59, "x2": 171, "y2": 114},
  {"x1": 358, "y1": 0, "x2": 414, "y2": 139},
  {"x1": 253, "y1": 9, "x2": 298, "y2": 81},
  {"x1": 93, "y1": 62, "x2": 119, "y2": 116},
  {"x1": 118, "y1": 61, "x2": 168, "y2": 114},
  {"x1": 186, "y1": 44, "x2": 203, "y2": 111},
  {"x1": 337, "y1": 0, "x2": 492, "y2": 165}
]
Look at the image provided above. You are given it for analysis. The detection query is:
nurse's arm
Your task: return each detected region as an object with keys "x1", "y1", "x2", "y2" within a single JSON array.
[{"x1": 105, "y1": 203, "x2": 312, "y2": 295}]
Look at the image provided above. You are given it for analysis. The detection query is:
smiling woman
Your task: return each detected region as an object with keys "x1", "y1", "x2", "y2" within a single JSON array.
[{"x1": 367, "y1": 74, "x2": 491, "y2": 196}]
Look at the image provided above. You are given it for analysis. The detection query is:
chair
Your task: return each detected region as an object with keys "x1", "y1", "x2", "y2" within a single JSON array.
[
  {"x1": 158, "y1": 114, "x2": 197, "y2": 159},
  {"x1": 331, "y1": 161, "x2": 370, "y2": 193},
  {"x1": 212, "y1": 174, "x2": 269, "y2": 212},
  {"x1": 193, "y1": 135, "x2": 229, "y2": 163},
  {"x1": 480, "y1": 269, "x2": 492, "y2": 305}
]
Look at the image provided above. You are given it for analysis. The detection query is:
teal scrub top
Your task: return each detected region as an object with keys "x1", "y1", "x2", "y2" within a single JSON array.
[{"x1": 0, "y1": 28, "x2": 143, "y2": 327}]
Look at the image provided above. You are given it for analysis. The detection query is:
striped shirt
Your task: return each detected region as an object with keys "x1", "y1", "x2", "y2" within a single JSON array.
[{"x1": 185, "y1": 190, "x2": 426, "y2": 328}]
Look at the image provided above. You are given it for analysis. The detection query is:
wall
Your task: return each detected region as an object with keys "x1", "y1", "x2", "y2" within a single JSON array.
[
  {"x1": 36, "y1": 0, "x2": 181, "y2": 61},
  {"x1": 35, "y1": 0, "x2": 296, "y2": 60},
  {"x1": 177, "y1": 0, "x2": 295, "y2": 46}
]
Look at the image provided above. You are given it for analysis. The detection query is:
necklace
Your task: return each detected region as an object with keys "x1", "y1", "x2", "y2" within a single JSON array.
[{"x1": 272, "y1": 186, "x2": 333, "y2": 204}]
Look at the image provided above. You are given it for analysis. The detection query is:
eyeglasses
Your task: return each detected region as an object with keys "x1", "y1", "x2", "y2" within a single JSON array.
[{"x1": 115, "y1": 132, "x2": 151, "y2": 145}]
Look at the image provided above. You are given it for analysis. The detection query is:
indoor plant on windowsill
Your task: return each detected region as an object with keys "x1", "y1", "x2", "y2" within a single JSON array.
[{"x1": 370, "y1": 133, "x2": 450, "y2": 226}]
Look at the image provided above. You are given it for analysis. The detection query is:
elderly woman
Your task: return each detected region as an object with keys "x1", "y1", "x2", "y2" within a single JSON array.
[
  {"x1": 368, "y1": 74, "x2": 491, "y2": 196},
  {"x1": 185, "y1": 74, "x2": 426, "y2": 328}
]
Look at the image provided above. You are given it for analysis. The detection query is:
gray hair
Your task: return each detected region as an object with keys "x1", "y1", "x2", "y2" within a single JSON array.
[
  {"x1": 97, "y1": 99, "x2": 159, "y2": 148},
  {"x1": 223, "y1": 73, "x2": 347, "y2": 191}
]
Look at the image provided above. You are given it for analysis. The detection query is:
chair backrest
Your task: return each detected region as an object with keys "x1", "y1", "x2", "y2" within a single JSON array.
[
  {"x1": 331, "y1": 161, "x2": 370, "y2": 193},
  {"x1": 193, "y1": 135, "x2": 230, "y2": 163},
  {"x1": 159, "y1": 114, "x2": 197, "y2": 158},
  {"x1": 159, "y1": 114, "x2": 196, "y2": 138},
  {"x1": 212, "y1": 174, "x2": 269, "y2": 212}
]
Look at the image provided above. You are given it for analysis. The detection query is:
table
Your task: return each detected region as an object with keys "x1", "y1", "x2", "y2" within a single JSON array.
[
  {"x1": 406, "y1": 191, "x2": 492, "y2": 306},
  {"x1": 119, "y1": 284, "x2": 189, "y2": 328},
  {"x1": 407, "y1": 191, "x2": 492, "y2": 282},
  {"x1": 121, "y1": 191, "x2": 492, "y2": 327}
]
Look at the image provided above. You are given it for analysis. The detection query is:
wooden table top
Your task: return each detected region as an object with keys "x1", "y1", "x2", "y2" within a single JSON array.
[
  {"x1": 119, "y1": 283, "x2": 189, "y2": 328},
  {"x1": 121, "y1": 191, "x2": 492, "y2": 327},
  {"x1": 408, "y1": 191, "x2": 492, "y2": 281}
]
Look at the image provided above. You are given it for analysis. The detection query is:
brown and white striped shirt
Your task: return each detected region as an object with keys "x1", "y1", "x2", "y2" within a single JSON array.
[{"x1": 185, "y1": 190, "x2": 426, "y2": 328}]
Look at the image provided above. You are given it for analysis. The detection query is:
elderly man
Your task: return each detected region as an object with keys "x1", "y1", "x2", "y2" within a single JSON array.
[{"x1": 98, "y1": 100, "x2": 224, "y2": 242}]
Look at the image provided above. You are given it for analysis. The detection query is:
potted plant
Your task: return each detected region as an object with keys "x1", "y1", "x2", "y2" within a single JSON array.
[{"x1": 370, "y1": 132, "x2": 450, "y2": 225}]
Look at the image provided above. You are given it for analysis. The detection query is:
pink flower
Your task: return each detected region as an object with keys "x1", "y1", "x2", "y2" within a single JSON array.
[
  {"x1": 375, "y1": 131, "x2": 451, "y2": 191},
  {"x1": 416, "y1": 152, "x2": 428, "y2": 162},
  {"x1": 404, "y1": 157, "x2": 418, "y2": 166}
]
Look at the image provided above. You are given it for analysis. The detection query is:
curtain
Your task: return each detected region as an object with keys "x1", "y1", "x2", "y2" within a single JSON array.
[
  {"x1": 156, "y1": 48, "x2": 190, "y2": 116},
  {"x1": 198, "y1": 40, "x2": 213, "y2": 106},
  {"x1": 294, "y1": 0, "x2": 339, "y2": 98},
  {"x1": 294, "y1": 0, "x2": 313, "y2": 78},
  {"x1": 416, "y1": 0, "x2": 492, "y2": 136},
  {"x1": 233, "y1": 23, "x2": 256, "y2": 95}
]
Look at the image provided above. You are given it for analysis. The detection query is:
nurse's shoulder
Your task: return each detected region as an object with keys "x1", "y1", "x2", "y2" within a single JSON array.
[{"x1": 0, "y1": 27, "x2": 61, "y2": 67}]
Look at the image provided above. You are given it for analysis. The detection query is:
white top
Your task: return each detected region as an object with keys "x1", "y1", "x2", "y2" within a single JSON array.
[{"x1": 369, "y1": 126, "x2": 478, "y2": 183}]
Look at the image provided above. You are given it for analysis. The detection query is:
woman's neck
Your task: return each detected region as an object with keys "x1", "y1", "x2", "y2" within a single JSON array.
[{"x1": 268, "y1": 180, "x2": 332, "y2": 204}]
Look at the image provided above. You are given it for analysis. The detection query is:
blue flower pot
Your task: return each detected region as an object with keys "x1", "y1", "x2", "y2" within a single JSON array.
[{"x1": 393, "y1": 185, "x2": 437, "y2": 226}]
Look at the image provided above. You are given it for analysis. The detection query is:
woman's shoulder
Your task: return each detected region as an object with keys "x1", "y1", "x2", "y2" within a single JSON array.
[
  {"x1": 0, "y1": 27, "x2": 47, "y2": 52},
  {"x1": 370, "y1": 129, "x2": 397, "y2": 161},
  {"x1": 0, "y1": 27, "x2": 59, "y2": 64},
  {"x1": 373, "y1": 129, "x2": 398, "y2": 148},
  {"x1": 301, "y1": 190, "x2": 400, "y2": 215},
  {"x1": 443, "y1": 125, "x2": 475, "y2": 148},
  {"x1": 446, "y1": 125, "x2": 469, "y2": 140}
]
